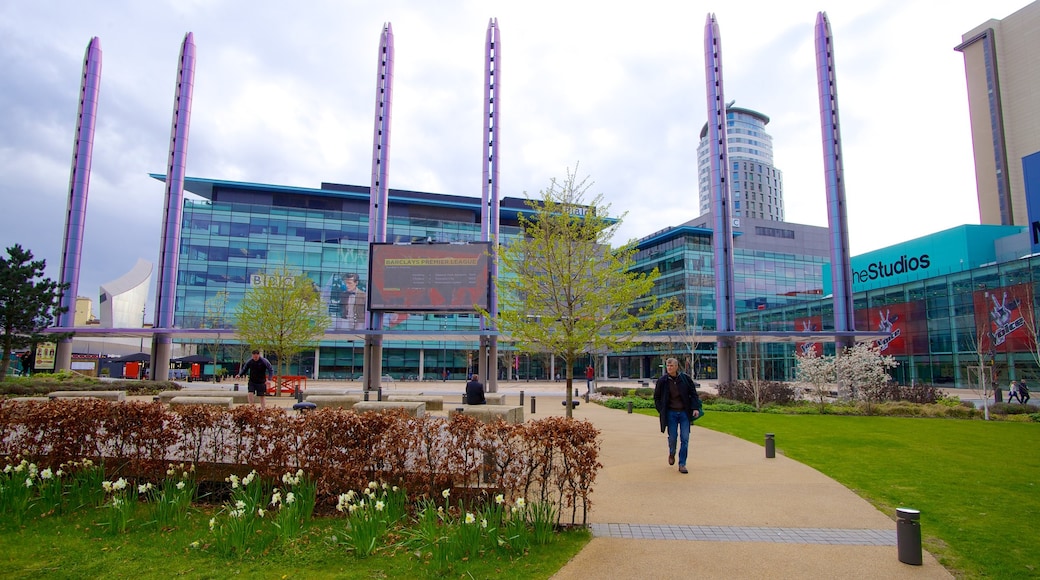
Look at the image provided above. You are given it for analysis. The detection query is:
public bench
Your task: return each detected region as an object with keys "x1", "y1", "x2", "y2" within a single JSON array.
[
  {"x1": 385, "y1": 394, "x2": 443, "y2": 411},
  {"x1": 168, "y1": 396, "x2": 234, "y2": 408},
  {"x1": 351, "y1": 401, "x2": 426, "y2": 417},
  {"x1": 48, "y1": 390, "x2": 126, "y2": 402},
  {"x1": 157, "y1": 390, "x2": 251, "y2": 404},
  {"x1": 303, "y1": 394, "x2": 362, "y2": 409},
  {"x1": 448, "y1": 405, "x2": 524, "y2": 424}
]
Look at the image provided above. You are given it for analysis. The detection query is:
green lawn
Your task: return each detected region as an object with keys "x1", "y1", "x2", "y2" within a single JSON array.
[{"x1": 682, "y1": 411, "x2": 1040, "y2": 578}]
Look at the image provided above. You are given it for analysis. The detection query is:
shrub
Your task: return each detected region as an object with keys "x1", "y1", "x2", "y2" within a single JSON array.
[
  {"x1": 715, "y1": 381, "x2": 797, "y2": 406},
  {"x1": 601, "y1": 397, "x2": 655, "y2": 410}
]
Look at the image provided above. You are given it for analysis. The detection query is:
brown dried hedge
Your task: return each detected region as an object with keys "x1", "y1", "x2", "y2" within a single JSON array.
[{"x1": 0, "y1": 399, "x2": 602, "y2": 524}]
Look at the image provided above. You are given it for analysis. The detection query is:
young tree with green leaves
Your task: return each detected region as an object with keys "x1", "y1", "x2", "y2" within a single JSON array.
[
  {"x1": 491, "y1": 167, "x2": 666, "y2": 417},
  {"x1": 234, "y1": 268, "x2": 330, "y2": 394},
  {"x1": 203, "y1": 291, "x2": 229, "y2": 381},
  {"x1": 0, "y1": 245, "x2": 69, "y2": 380}
]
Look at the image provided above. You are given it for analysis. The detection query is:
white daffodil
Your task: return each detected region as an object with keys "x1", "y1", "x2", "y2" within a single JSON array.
[{"x1": 465, "y1": 512, "x2": 476, "y2": 524}]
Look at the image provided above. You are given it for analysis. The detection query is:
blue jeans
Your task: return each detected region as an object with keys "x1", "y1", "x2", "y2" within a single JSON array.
[{"x1": 667, "y1": 410, "x2": 691, "y2": 466}]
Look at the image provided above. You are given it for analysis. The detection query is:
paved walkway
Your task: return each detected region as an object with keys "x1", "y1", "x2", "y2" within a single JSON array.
[{"x1": 178, "y1": 378, "x2": 954, "y2": 579}]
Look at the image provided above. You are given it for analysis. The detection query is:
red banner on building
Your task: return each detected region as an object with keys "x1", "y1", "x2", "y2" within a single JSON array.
[{"x1": 973, "y1": 283, "x2": 1034, "y2": 353}]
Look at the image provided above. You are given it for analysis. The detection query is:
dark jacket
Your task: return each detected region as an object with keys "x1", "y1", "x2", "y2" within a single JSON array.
[
  {"x1": 465, "y1": 378, "x2": 486, "y2": 405},
  {"x1": 654, "y1": 372, "x2": 703, "y2": 434},
  {"x1": 242, "y1": 356, "x2": 274, "y2": 385}
]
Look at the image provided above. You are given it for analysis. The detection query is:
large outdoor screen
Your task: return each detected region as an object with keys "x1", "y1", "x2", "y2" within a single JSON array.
[{"x1": 367, "y1": 242, "x2": 491, "y2": 312}]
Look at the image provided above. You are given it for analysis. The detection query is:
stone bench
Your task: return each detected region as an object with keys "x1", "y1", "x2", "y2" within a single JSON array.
[
  {"x1": 385, "y1": 394, "x2": 443, "y2": 410},
  {"x1": 448, "y1": 404, "x2": 524, "y2": 424},
  {"x1": 352, "y1": 401, "x2": 426, "y2": 417},
  {"x1": 168, "y1": 396, "x2": 234, "y2": 408},
  {"x1": 485, "y1": 393, "x2": 507, "y2": 405},
  {"x1": 303, "y1": 394, "x2": 362, "y2": 409},
  {"x1": 305, "y1": 386, "x2": 361, "y2": 396},
  {"x1": 48, "y1": 390, "x2": 126, "y2": 402},
  {"x1": 6, "y1": 397, "x2": 51, "y2": 403},
  {"x1": 157, "y1": 390, "x2": 252, "y2": 403}
]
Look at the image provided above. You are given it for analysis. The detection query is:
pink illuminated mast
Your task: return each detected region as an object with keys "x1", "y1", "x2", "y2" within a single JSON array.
[
  {"x1": 364, "y1": 23, "x2": 395, "y2": 393},
  {"x1": 815, "y1": 12, "x2": 855, "y2": 340},
  {"x1": 151, "y1": 32, "x2": 196, "y2": 378},
  {"x1": 54, "y1": 37, "x2": 102, "y2": 371}
]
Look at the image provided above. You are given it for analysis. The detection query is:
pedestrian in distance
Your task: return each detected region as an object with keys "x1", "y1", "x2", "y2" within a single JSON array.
[
  {"x1": 585, "y1": 364, "x2": 595, "y2": 394},
  {"x1": 1019, "y1": 379, "x2": 1031, "y2": 405},
  {"x1": 1007, "y1": 380, "x2": 1021, "y2": 404},
  {"x1": 465, "y1": 373, "x2": 486, "y2": 405},
  {"x1": 241, "y1": 349, "x2": 274, "y2": 409},
  {"x1": 654, "y1": 357, "x2": 703, "y2": 474}
]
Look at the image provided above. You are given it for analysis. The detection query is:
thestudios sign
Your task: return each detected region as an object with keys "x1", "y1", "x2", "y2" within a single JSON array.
[{"x1": 851, "y1": 254, "x2": 931, "y2": 285}]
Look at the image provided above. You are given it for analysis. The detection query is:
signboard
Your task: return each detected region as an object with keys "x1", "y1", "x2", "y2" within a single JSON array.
[
  {"x1": 35, "y1": 342, "x2": 56, "y2": 371},
  {"x1": 973, "y1": 283, "x2": 1033, "y2": 353},
  {"x1": 368, "y1": 243, "x2": 491, "y2": 312},
  {"x1": 794, "y1": 316, "x2": 823, "y2": 356}
]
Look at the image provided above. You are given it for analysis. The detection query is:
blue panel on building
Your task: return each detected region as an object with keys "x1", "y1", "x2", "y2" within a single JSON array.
[
  {"x1": 1023, "y1": 151, "x2": 1040, "y2": 253},
  {"x1": 823, "y1": 224, "x2": 1022, "y2": 294}
]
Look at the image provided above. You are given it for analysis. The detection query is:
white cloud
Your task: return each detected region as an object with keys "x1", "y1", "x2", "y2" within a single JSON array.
[{"x1": 0, "y1": 0, "x2": 1030, "y2": 318}]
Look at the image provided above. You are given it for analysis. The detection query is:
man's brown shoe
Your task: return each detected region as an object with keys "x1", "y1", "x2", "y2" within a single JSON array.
[
  {"x1": 668, "y1": 454, "x2": 675, "y2": 466},
  {"x1": 678, "y1": 465, "x2": 688, "y2": 474}
]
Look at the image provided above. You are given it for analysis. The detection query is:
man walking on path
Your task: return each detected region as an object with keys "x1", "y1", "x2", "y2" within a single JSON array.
[
  {"x1": 654, "y1": 357, "x2": 702, "y2": 474},
  {"x1": 586, "y1": 364, "x2": 595, "y2": 394},
  {"x1": 241, "y1": 349, "x2": 274, "y2": 409}
]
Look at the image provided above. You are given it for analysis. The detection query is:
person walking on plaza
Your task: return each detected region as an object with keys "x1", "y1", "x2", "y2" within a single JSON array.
[
  {"x1": 1019, "y1": 379, "x2": 1030, "y2": 405},
  {"x1": 241, "y1": 349, "x2": 274, "y2": 409},
  {"x1": 585, "y1": 364, "x2": 595, "y2": 394},
  {"x1": 465, "y1": 373, "x2": 486, "y2": 405},
  {"x1": 1007, "y1": 380, "x2": 1021, "y2": 404},
  {"x1": 654, "y1": 357, "x2": 702, "y2": 474}
]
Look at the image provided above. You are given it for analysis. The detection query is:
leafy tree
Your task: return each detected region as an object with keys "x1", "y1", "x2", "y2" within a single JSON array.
[
  {"x1": 491, "y1": 167, "x2": 665, "y2": 417},
  {"x1": 233, "y1": 267, "x2": 330, "y2": 393},
  {"x1": 0, "y1": 245, "x2": 69, "y2": 380},
  {"x1": 795, "y1": 348, "x2": 836, "y2": 412}
]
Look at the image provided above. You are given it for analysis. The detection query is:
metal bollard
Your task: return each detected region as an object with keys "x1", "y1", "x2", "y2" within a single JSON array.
[
  {"x1": 364, "y1": 389, "x2": 370, "y2": 402},
  {"x1": 531, "y1": 396, "x2": 537, "y2": 414},
  {"x1": 765, "y1": 433, "x2": 775, "y2": 458},
  {"x1": 234, "y1": 383, "x2": 239, "y2": 392},
  {"x1": 377, "y1": 386, "x2": 383, "y2": 402},
  {"x1": 584, "y1": 392, "x2": 589, "y2": 403},
  {"x1": 627, "y1": 401, "x2": 633, "y2": 414},
  {"x1": 294, "y1": 386, "x2": 303, "y2": 403},
  {"x1": 896, "y1": 508, "x2": 922, "y2": 565},
  {"x1": 462, "y1": 394, "x2": 468, "y2": 405},
  {"x1": 520, "y1": 390, "x2": 524, "y2": 406},
  {"x1": 574, "y1": 388, "x2": 579, "y2": 398}
]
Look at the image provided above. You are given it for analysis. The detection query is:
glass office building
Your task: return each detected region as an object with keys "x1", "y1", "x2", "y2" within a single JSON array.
[{"x1": 169, "y1": 176, "x2": 527, "y2": 380}]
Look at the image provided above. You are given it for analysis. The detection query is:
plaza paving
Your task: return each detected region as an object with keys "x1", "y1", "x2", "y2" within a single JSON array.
[{"x1": 175, "y1": 378, "x2": 956, "y2": 579}]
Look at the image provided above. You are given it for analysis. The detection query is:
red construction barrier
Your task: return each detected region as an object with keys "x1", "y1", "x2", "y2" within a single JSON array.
[{"x1": 267, "y1": 375, "x2": 307, "y2": 396}]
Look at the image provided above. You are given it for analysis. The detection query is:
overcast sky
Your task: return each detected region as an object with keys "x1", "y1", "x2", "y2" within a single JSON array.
[{"x1": 0, "y1": 0, "x2": 1030, "y2": 319}]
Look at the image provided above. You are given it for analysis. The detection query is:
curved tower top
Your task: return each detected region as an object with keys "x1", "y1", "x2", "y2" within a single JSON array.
[{"x1": 697, "y1": 105, "x2": 784, "y2": 221}]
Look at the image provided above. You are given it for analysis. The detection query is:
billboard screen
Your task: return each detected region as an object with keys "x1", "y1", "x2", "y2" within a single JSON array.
[{"x1": 368, "y1": 242, "x2": 491, "y2": 312}]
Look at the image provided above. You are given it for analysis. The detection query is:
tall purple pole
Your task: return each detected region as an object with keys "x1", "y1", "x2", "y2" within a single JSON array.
[
  {"x1": 151, "y1": 32, "x2": 196, "y2": 379},
  {"x1": 364, "y1": 23, "x2": 394, "y2": 393},
  {"x1": 704, "y1": 14, "x2": 736, "y2": 383},
  {"x1": 815, "y1": 13, "x2": 855, "y2": 344},
  {"x1": 54, "y1": 37, "x2": 102, "y2": 371},
  {"x1": 480, "y1": 18, "x2": 502, "y2": 391}
]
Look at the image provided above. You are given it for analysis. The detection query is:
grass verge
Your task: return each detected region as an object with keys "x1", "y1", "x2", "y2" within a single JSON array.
[
  {"x1": 672, "y1": 410, "x2": 1040, "y2": 578},
  {"x1": 0, "y1": 504, "x2": 589, "y2": 579}
]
